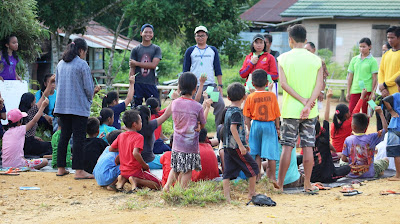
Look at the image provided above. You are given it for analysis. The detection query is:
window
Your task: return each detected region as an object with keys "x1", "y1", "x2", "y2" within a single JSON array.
[
  {"x1": 318, "y1": 24, "x2": 336, "y2": 55},
  {"x1": 372, "y1": 25, "x2": 390, "y2": 57}
]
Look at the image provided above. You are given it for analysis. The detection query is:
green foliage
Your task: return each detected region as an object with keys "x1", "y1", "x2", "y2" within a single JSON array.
[
  {"x1": 317, "y1": 48, "x2": 333, "y2": 65},
  {"x1": 318, "y1": 46, "x2": 360, "y2": 80},
  {"x1": 104, "y1": 49, "x2": 130, "y2": 83},
  {"x1": 91, "y1": 89, "x2": 107, "y2": 117},
  {"x1": 162, "y1": 181, "x2": 225, "y2": 206},
  {"x1": 154, "y1": 41, "x2": 183, "y2": 78},
  {"x1": 0, "y1": 0, "x2": 47, "y2": 62}
]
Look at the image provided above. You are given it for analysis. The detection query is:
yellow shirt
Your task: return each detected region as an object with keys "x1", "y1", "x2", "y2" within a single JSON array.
[{"x1": 378, "y1": 49, "x2": 400, "y2": 95}]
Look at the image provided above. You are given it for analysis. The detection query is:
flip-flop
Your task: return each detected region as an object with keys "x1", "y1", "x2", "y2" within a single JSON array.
[
  {"x1": 56, "y1": 171, "x2": 70, "y2": 176},
  {"x1": 0, "y1": 168, "x2": 21, "y2": 175},
  {"x1": 380, "y1": 190, "x2": 400, "y2": 195},
  {"x1": 107, "y1": 185, "x2": 118, "y2": 192},
  {"x1": 74, "y1": 175, "x2": 94, "y2": 180},
  {"x1": 343, "y1": 190, "x2": 362, "y2": 196},
  {"x1": 125, "y1": 187, "x2": 139, "y2": 194},
  {"x1": 339, "y1": 185, "x2": 355, "y2": 193},
  {"x1": 0, "y1": 172, "x2": 19, "y2": 176},
  {"x1": 312, "y1": 183, "x2": 331, "y2": 190},
  {"x1": 303, "y1": 186, "x2": 319, "y2": 195}
]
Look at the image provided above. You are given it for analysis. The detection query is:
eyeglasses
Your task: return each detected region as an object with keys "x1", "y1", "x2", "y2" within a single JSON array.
[{"x1": 195, "y1": 35, "x2": 206, "y2": 38}]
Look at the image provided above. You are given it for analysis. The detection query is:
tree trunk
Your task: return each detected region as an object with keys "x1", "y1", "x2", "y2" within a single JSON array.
[
  {"x1": 51, "y1": 32, "x2": 59, "y2": 73},
  {"x1": 61, "y1": 29, "x2": 72, "y2": 53}
]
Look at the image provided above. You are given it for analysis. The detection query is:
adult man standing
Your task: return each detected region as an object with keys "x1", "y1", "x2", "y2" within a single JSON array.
[
  {"x1": 264, "y1": 34, "x2": 280, "y2": 60},
  {"x1": 129, "y1": 24, "x2": 162, "y2": 106},
  {"x1": 183, "y1": 26, "x2": 225, "y2": 128}
]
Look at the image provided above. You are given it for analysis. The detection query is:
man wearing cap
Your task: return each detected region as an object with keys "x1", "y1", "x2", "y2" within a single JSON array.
[
  {"x1": 129, "y1": 24, "x2": 162, "y2": 106},
  {"x1": 183, "y1": 26, "x2": 225, "y2": 128}
]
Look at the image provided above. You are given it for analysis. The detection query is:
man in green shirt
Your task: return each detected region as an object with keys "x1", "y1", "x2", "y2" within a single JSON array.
[{"x1": 276, "y1": 25, "x2": 323, "y2": 193}]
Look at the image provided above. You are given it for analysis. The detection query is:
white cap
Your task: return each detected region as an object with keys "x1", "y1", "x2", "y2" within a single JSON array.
[{"x1": 194, "y1": 26, "x2": 208, "y2": 34}]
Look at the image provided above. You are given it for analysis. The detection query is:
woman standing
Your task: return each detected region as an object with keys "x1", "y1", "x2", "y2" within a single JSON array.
[
  {"x1": 54, "y1": 38, "x2": 97, "y2": 179},
  {"x1": 346, "y1": 37, "x2": 379, "y2": 113},
  {"x1": 239, "y1": 34, "x2": 278, "y2": 85},
  {"x1": 0, "y1": 35, "x2": 21, "y2": 80}
]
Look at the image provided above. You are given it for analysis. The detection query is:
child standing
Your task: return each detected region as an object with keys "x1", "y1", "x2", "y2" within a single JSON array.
[
  {"x1": 97, "y1": 108, "x2": 117, "y2": 144},
  {"x1": 243, "y1": 69, "x2": 280, "y2": 182},
  {"x1": 276, "y1": 24, "x2": 323, "y2": 192},
  {"x1": 342, "y1": 100, "x2": 389, "y2": 178},
  {"x1": 102, "y1": 75, "x2": 135, "y2": 129},
  {"x1": 112, "y1": 110, "x2": 162, "y2": 192},
  {"x1": 163, "y1": 72, "x2": 206, "y2": 191},
  {"x1": 0, "y1": 35, "x2": 21, "y2": 80},
  {"x1": 223, "y1": 82, "x2": 259, "y2": 202},
  {"x1": 2, "y1": 98, "x2": 49, "y2": 169},
  {"x1": 83, "y1": 117, "x2": 108, "y2": 174}
]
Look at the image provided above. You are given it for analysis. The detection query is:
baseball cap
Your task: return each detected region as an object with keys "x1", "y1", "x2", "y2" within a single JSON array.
[
  {"x1": 7, "y1": 108, "x2": 27, "y2": 123},
  {"x1": 194, "y1": 26, "x2": 208, "y2": 34},
  {"x1": 141, "y1": 24, "x2": 154, "y2": 32},
  {"x1": 252, "y1": 34, "x2": 264, "y2": 42}
]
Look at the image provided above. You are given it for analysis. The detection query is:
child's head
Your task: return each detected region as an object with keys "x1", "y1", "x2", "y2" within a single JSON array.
[
  {"x1": 359, "y1": 37, "x2": 371, "y2": 55},
  {"x1": 122, "y1": 109, "x2": 142, "y2": 131},
  {"x1": 199, "y1": 128, "x2": 208, "y2": 143},
  {"x1": 288, "y1": 24, "x2": 307, "y2": 46},
  {"x1": 19, "y1": 92, "x2": 35, "y2": 112},
  {"x1": 333, "y1": 104, "x2": 350, "y2": 133},
  {"x1": 106, "y1": 130, "x2": 123, "y2": 145},
  {"x1": 252, "y1": 69, "x2": 268, "y2": 88},
  {"x1": 146, "y1": 97, "x2": 160, "y2": 115},
  {"x1": 98, "y1": 108, "x2": 114, "y2": 125},
  {"x1": 227, "y1": 82, "x2": 246, "y2": 102},
  {"x1": 351, "y1": 113, "x2": 369, "y2": 133},
  {"x1": 1, "y1": 35, "x2": 19, "y2": 65},
  {"x1": 178, "y1": 72, "x2": 197, "y2": 96},
  {"x1": 7, "y1": 108, "x2": 27, "y2": 128},
  {"x1": 41, "y1": 74, "x2": 56, "y2": 92},
  {"x1": 251, "y1": 34, "x2": 267, "y2": 53},
  {"x1": 62, "y1": 37, "x2": 88, "y2": 62},
  {"x1": 87, "y1": 117, "x2": 100, "y2": 137},
  {"x1": 102, "y1": 91, "x2": 119, "y2": 108}
]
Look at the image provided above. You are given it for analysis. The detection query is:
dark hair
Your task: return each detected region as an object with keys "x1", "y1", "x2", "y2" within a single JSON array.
[
  {"x1": 333, "y1": 104, "x2": 349, "y2": 134},
  {"x1": 263, "y1": 34, "x2": 272, "y2": 43},
  {"x1": 251, "y1": 37, "x2": 267, "y2": 53},
  {"x1": 19, "y1": 92, "x2": 35, "y2": 113},
  {"x1": 359, "y1": 37, "x2": 371, "y2": 46},
  {"x1": 352, "y1": 113, "x2": 369, "y2": 133},
  {"x1": 395, "y1": 76, "x2": 400, "y2": 87},
  {"x1": 102, "y1": 91, "x2": 119, "y2": 108},
  {"x1": 306, "y1": 42, "x2": 316, "y2": 49},
  {"x1": 1, "y1": 35, "x2": 19, "y2": 65},
  {"x1": 252, "y1": 69, "x2": 268, "y2": 87},
  {"x1": 8, "y1": 120, "x2": 21, "y2": 128},
  {"x1": 178, "y1": 72, "x2": 197, "y2": 95},
  {"x1": 217, "y1": 124, "x2": 224, "y2": 143},
  {"x1": 385, "y1": 42, "x2": 392, "y2": 50},
  {"x1": 122, "y1": 109, "x2": 141, "y2": 129},
  {"x1": 199, "y1": 128, "x2": 207, "y2": 143},
  {"x1": 136, "y1": 105, "x2": 153, "y2": 138},
  {"x1": 387, "y1": 26, "x2": 400, "y2": 37},
  {"x1": 98, "y1": 108, "x2": 114, "y2": 125},
  {"x1": 227, "y1": 82, "x2": 245, "y2": 101},
  {"x1": 38, "y1": 73, "x2": 54, "y2": 114},
  {"x1": 146, "y1": 97, "x2": 160, "y2": 115},
  {"x1": 62, "y1": 37, "x2": 88, "y2": 62},
  {"x1": 288, "y1": 24, "x2": 307, "y2": 43},
  {"x1": 87, "y1": 117, "x2": 100, "y2": 135},
  {"x1": 106, "y1": 130, "x2": 123, "y2": 145}
]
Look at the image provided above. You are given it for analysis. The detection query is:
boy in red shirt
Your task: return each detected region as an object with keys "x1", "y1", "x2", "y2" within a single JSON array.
[{"x1": 110, "y1": 110, "x2": 161, "y2": 192}]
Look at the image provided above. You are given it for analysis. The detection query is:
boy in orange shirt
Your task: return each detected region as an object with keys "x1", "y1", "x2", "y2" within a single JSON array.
[
  {"x1": 244, "y1": 69, "x2": 281, "y2": 182},
  {"x1": 110, "y1": 110, "x2": 162, "y2": 192}
]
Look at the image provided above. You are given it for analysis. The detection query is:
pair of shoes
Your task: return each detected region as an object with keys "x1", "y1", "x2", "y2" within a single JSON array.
[{"x1": 56, "y1": 171, "x2": 70, "y2": 176}]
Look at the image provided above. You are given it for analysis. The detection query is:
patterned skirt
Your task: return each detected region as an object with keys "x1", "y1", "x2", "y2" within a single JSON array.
[{"x1": 170, "y1": 151, "x2": 202, "y2": 173}]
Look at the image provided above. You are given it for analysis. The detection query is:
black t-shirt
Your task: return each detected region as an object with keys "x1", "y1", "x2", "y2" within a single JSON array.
[
  {"x1": 140, "y1": 119, "x2": 159, "y2": 163},
  {"x1": 83, "y1": 138, "x2": 108, "y2": 174},
  {"x1": 311, "y1": 120, "x2": 335, "y2": 183}
]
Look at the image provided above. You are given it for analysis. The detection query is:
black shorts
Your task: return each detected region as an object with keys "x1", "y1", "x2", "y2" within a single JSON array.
[{"x1": 223, "y1": 148, "x2": 259, "y2": 180}]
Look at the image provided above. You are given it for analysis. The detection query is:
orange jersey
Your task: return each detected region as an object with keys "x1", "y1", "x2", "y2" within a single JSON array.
[{"x1": 243, "y1": 91, "x2": 280, "y2": 121}]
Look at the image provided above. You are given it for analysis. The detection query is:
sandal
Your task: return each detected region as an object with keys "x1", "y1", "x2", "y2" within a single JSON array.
[
  {"x1": 304, "y1": 186, "x2": 319, "y2": 195},
  {"x1": 340, "y1": 185, "x2": 356, "y2": 193},
  {"x1": 312, "y1": 182, "x2": 331, "y2": 190},
  {"x1": 380, "y1": 190, "x2": 400, "y2": 195},
  {"x1": 125, "y1": 187, "x2": 139, "y2": 194},
  {"x1": 343, "y1": 190, "x2": 362, "y2": 196}
]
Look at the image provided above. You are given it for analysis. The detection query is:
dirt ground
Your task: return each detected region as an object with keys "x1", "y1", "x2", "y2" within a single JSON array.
[{"x1": 1, "y1": 97, "x2": 396, "y2": 224}]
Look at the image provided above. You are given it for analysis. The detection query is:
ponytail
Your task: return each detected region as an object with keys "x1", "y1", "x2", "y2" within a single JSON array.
[
  {"x1": 145, "y1": 97, "x2": 160, "y2": 115},
  {"x1": 98, "y1": 108, "x2": 114, "y2": 125},
  {"x1": 102, "y1": 91, "x2": 119, "y2": 108},
  {"x1": 136, "y1": 105, "x2": 152, "y2": 138},
  {"x1": 62, "y1": 38, "x2": 88, "y2": 62},
  {"x1": 333, "y1": 104, "x2": 349, "y2": 134}
]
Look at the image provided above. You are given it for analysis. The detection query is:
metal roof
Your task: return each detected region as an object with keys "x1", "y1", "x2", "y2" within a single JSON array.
[
  {"x1": 58, "y1": 21, "x2": 140, "y2": 50},
  {"x1": 240, "y1": 0, "x2": 298, "y2": 23},
  {"x1": 281, "y1": 0, "x2": 400, "y2": 18}
]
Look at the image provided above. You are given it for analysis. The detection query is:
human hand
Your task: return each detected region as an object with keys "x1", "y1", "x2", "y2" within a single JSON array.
[
  {"x1": 204, "y1": 98, "x2": 212, "y2": 108},
  {"x1": 369, "y1": 92, "x2": 375, "y2": 101},
  {"x1": 98, "y1": 132, "x2": 105, "y2": 139},
  {"x1": 129, "y1": 59, "x2": 137, "y2": 67},
  {"x1": 300, "y1": 97, "x2": 308, "y2": 106},
  {"x1": 389, "y1": 110, "x2": 399, "y2": 118},
  {"x1": 381, "y1": 89, "x2": 390, "y2": 98},
  {"x1": 327, "y1": 89, "x2": 333, "y2": 99},
  {"x1": 199, "y1": 74, "x2": 207, "y2": 84},
  {"x1": 250, "y1": 55, "x2": 259, "y2": 64},
  {"x1": 318, "y1": 92, "x2": 324, "y2": 102},
  {"x1": 239, "y1": 145, "x2": 247, "y2": 155},
  {"x1": 42, "y1": 97, "x2": 49, "y2": 108},
  {"x1": 268, "y1": 82, "x2": 274, "y2": 92},
  {"x1": 94, "y1": 85, "x2": 101, "y2": 94},
  {"x1": 218, "y1": 86, "x2": 223, "y2": 96},
  {"x1": 129, "y1": 74, "x2": 136, "y2": 85},
  {"x1": 171, "y1": 90, "x2": 180, "y2": 100},
  {"x1": 44, "y1": 115, "x2": 53, "y2": 125},
  {"x1": 276, "y1": 128, "x2": 280, "y2": 137},
  {"x1": 202, "y1": 90, "x2": 208, "y2": 99},
  {"x1": 374, "y1": 106, "x2": 383, "y2": 115},
  {"x1": 300, "y1": 105, "x2": 311, "y2": 119},
  {"x1": 142, "y1": 163, "x2": 149, "y2": 171},
  {"x1": 346, "y1": 92, "x2": 350, "y2": 102},
  {"x1": 34, "y1": 136, "x2": 43, "y2": 142},
  {"x1": 361, "y1": 88, "x2": 367, "y2": 100}
]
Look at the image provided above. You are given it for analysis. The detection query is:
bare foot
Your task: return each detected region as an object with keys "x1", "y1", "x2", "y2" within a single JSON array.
[
  {"x1": 388, "y1": 177, "x2": 400, "y2": 181},
  {"x1": 74, "y1": 170, "x2": 94, "y2": 179},
  {"x1": 272, "y1": 181, "x2": 280, "y2": 189},
  {"x1": 247, "y1": 192, "x2": 256, "y2": 200}
]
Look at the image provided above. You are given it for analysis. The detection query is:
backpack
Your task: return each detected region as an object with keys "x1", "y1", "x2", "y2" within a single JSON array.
[{"x1": 246, "y1": 194, "x2": 276, "y2": 207}]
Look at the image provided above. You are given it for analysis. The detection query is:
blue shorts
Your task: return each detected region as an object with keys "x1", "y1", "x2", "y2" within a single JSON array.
[
  {"x1": 387, "y1": 131, "x2": 400, "y2": 157},
  {"x1": 249, "y1": 120, "x2": 280, "y2": 160}
]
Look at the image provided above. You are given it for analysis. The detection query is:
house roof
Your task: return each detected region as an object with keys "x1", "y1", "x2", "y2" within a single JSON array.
[
  {"x1": 240, "y1": 0, "x2": 297, "y2": 23},
  {"x1": 58, "y1": 21, "x2": 140, "y2": 50},
  {"x1": 281, "y1": 0, "x2": 400, "y2": 18}
]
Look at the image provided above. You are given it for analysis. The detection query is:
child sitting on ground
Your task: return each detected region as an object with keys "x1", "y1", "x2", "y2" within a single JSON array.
[
  {"x1": 93, "y1": 130, "x2": 123, "y2": 190},
  {"x1": 102, "y1": 75, "x2": 135, "y2": 129},
  {"x1": 97, "y1": 108, "x2": 117, "y2": 144},
  {"x1": 111, "y1": 110, "x2": 162, "y2": 192},
  {"x1": 243, "y1": 69, "x2": 280, "y2": 182},
  {"x1": 146, "y1": 97, "x2": 170, "y2": 154},
  {"x1": 223, "y1": 82, "x2": 259, "y2": 202},
  {"x1": 1, "y1": 98, "x2": 49, "y2": 169},
  {"x1": 342, "y1": 91, "x2": 389, "y2": 178},
  {"x1": 83, "y1": 117, "x2": 108, "y2": 174},
  {"x1": 163, "y1": 72, "x2": 206, "y2": 191},
  {"x1": 51, "y1": 118, "x2": 72, "y2": 169}
]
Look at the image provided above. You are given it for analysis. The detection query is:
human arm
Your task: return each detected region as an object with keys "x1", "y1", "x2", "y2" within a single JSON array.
[
  {"x1": 182, "y1": 47, "x2": 193, "y2": 72},
  {"x1": 194, "y1": 75, "x2": 207, "y2": 102},
  {"x1": 341, "y1": 154, "x2": 349, "y2": 162},
  {"x1": 217, "y1": 75, "x2": 223, "y2": 96},
  {"x1": 115, "y1": 155, "x2": 120, "y2": 165},
  {"x1": 346, "y1": 72, "x2": 353, "y2": 102},
  {"x1": 239, "y1": 54, "x2": 255, "y2": 79},
  {"x1": 352, "y1": 89, "x2": 367, "y2": 114},
  {"x1": 108, "y1": 146, "x2": 119, "y2": 152},
  {"x1": 375, "y1": 106, "x2": 388, "y2": 131},
  {"x1": 82, "y1": 65, "x2": 95, "y2": 102},
  {"x1": 278, "y1": 64, "x2": 308, "y2": 105},
  {"x1": 26, "y1": 97, "x2": 49, "y2": 131},
  {"x1": 244, "y1": 116, "x2": 252, "y2": 134},
  {"x1": 325, "y1": 89, "x2": 333, "y2": 121},
  {"x1": 130, "y1": 58, "x2": 161, "y2": 70},
  {"x1": 275, "y1": 117, "x2": 280, "y2": 137},
  {"x1": 156, "y1": 104, "x2": 172, "y2": 127},
  {"x1": 230, "y1": 123, "x2": 247, "y2": 155},
  {"x1": 124, "y1": 74, "x2": 135, "y2": 107},
  {"x1": 369, "y1": 73, "x2": 378, "y2": 100},
  {"x1": 300, "y1": 66, "x2": 324, "y2": 119},
  {"x1": 203, "y1": 99, "x2": 212, "y2": 119},
  {"x1": 383, "y1": 95, "x2": 399, "y2": 118},
  {"x1": 133, "y1": 147, "x2": 149, "y2": 171}
]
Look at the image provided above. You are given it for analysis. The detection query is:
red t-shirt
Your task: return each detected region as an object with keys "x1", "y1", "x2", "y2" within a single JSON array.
[
  {"x1": 160, "y1": 151, "x2": 172, "y2": 186},
  {"x1": 151, "y1": 108, "x2": 166, "y2": 140},
  {"x1": 239, "y1": 52, "x2": 278, "y2": 81},
  {"x1": 192, "y1": 143, "x2": 220, "y2": 182},
  {"x1": 111, "y1": 131, "x2": 144, "y2": 175}
]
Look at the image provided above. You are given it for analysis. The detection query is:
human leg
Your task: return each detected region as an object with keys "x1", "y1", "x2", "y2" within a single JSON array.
[
  {"x1": 333, "y1": 165, "x2": 351, "y2": 178},
  {"x1": 26, "y1": 158, "x2": 48, "y2": 170},
  {"x1": 302, "y1": 147, "x2": 314, "y2": 190},
  {"x1": 163, "y1": 170, "x2": 179, "y2": 192},
  {"x1": 128, "y1": 176, "x2": 139, "y2": 190},
  {"x1": 348, "y1": 93, "x2": 361, "y2": 113},
  {"x1": 267, "y1": 160, "x2": 277, "y2": 182},
  {"x1": 57, "y1": 115, "x2": 72, "y2": 175},
  {"x1": 116, "y1": 175, "x2": 128, "y2": 190},
  {"x1": 248, "y1": 176, "x2": 257, "y2": 200},
  {"x1": 223, "y1": 179, "x2": 231, "y2": 203},
  {"x1": 298, "y1": 118, "x2": 317, "y2": 190},
  {"x1": 133, "y1": 83, "x2": 144, "y2": 106},
  {"x1": 389, "y1": 157, "x2": 400, "y2": 180},
  {"x1": 255, "y1": 155, "x2": 262, "y2": 181},
  {"x1": 180, "y1": 171, "x2": 192, "y2": 188},
  {"x1": 277, "y1": 146, "x2": 293, "y2": 190},
  {"x1": 71, "y1": 115, "x2": 92, "y2": 179},
  {"x1": 374, "y1": 158, "x2": 389, "y2": 178}
]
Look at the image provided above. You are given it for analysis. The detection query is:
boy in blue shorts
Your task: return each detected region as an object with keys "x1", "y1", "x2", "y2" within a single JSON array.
[
  {"x1": 223, "y1": 82, "x2": 259, "y2": 202},
  {"x1": 276, "y1": 24, "x2": 324, "y2": 193}
]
